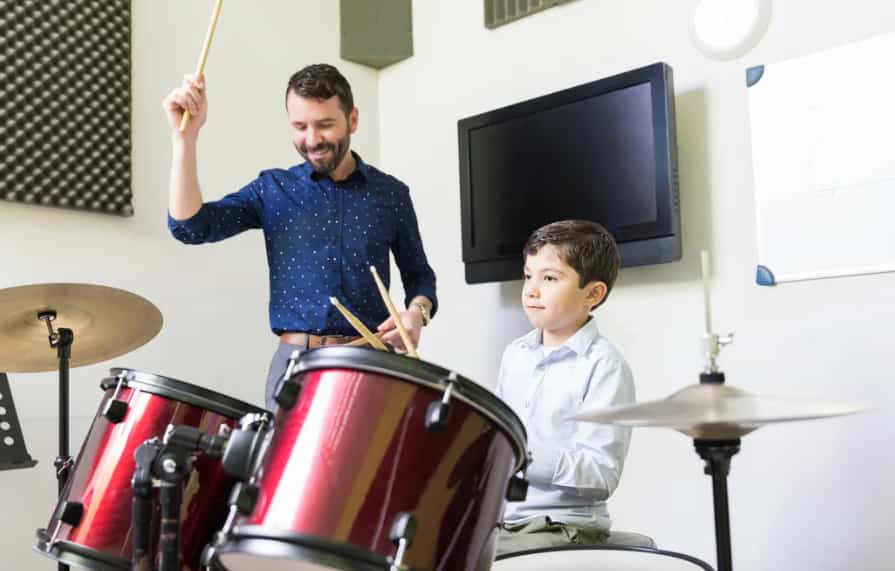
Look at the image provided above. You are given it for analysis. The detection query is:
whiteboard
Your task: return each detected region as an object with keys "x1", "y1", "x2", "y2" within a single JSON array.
[{"x1": 747, "y1": 32, "x2": 895, "y2": 285}]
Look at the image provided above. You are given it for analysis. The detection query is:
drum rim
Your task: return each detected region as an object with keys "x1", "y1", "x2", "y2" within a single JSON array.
[
  {"x1": 102, "y1": 367, "x2": 268, "y2": 420},
  {"x1": 213, "y1": 525, "x2": 388, "y2": 571},
  {"x1": 494, "y1": 544, "x2": 715, "y2": 569},
  {"x1": 292, "y1": 346, "x2": 529, "y2": 471},
  {"x1": 34, "y1": 532, "x2": 129, "y2": 570}
]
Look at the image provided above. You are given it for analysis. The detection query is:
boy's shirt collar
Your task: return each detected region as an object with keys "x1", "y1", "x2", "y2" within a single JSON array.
[{"x1": 518, "y1": 316, "x2": 600, "y2": 357}]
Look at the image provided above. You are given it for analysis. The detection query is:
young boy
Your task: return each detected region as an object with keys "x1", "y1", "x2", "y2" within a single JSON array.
[{"x1": 496, "y1": 219, "x2": 635, "y2": 555}]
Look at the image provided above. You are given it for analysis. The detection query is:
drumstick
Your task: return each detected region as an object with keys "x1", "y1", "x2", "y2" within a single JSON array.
[
  {"x1": 345, "y1": 331, "x2": 386, "y2": 347},
  {"x1": 329, "y1": 297, "x2": 388, "y2": 351},
  {"x1": 369, "y1": 266, "x2": 419, "y2": 358},
  {"x1": 180, "y1": 0, "x2": 224, "y2": 132}
]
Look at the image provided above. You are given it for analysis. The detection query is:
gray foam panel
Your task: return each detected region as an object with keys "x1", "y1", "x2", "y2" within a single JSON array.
[{"x1": 0, "y1": 0, "x2": 132, "y2": 216}]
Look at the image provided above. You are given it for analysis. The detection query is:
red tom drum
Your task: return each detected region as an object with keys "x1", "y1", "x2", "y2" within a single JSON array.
[
  {"x1": 212, "y1": 346, "x2": 528, "y2": 571},
  {"x1": 35, "y1": 368, "x2": 266, "y2": 570}
]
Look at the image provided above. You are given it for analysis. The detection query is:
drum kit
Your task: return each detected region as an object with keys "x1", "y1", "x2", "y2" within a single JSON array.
[{"x1": 0, "y1": 260, "x2": 864, "y2": 571}]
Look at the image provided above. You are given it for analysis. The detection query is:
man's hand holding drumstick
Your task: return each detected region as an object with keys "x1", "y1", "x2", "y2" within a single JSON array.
[
  {"x1": 164, "y1": 0, "x2": 221, "y2": 222},
  {"x1": 370, "y1": 266, "x2": 432, "y2": 357}
]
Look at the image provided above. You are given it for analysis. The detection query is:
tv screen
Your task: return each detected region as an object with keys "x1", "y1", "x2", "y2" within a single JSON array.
[{"x1": 458, "y1": 62, "x2": 680, "y2": 284}]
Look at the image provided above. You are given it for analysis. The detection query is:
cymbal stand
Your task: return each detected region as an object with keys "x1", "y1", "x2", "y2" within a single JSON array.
[
  {"x1": 694, "y1": 434, "x2": 739, "y2": 571},
  {"x1": 696, "y1": 251, "x2": 737, "y2": 571},
  {"x1": 39, "y1": 310, "x2": 74, "y2": 571},
  {"x1": 39, "y1": 310, "x2": 74, "y2": 493}
]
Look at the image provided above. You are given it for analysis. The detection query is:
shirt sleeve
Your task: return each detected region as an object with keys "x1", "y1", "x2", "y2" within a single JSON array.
[
  {"x1": 390, "y1": 186, "x2": 438, "y2": 315},
  {"x1": 526, "y1": 355, "x2": 635, "y2": 499},
  {"x1": 168, "y1": 179, "x2": 264, "y2": 244},
  {"x1": 495, "y1": 345, "x2": 512, "y2": 400}
]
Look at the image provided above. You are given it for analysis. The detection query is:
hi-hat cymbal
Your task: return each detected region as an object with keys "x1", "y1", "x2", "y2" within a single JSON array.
[
  {"x1": 571, "y1": 383, "x2": 865, "y2": 439},
  {"x1": 0, "y1": 283, "x2": 163, "y2": 373}
]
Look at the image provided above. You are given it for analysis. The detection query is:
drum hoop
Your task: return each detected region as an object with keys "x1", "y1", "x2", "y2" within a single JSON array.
[
  {"x1": 214, "y1": 525, "x2": 388, "y2": 571},
  {"x1": 102, "y1": 368, "x2": 267, "y2": 420},
  {"x1": 34, "y1": 535, "x2": 128, "y2": 570},
  {"x1": 494, "y1": 544, "x2": 714, "y2": 570},
  {"x1": 293, "y1": 346, "x2": 529, "y2": 472}
]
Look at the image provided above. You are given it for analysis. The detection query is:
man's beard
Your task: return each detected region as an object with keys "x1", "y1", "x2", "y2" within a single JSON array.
[{"x1": 297, "y1": 133, "x2": 351, "y2": 175}]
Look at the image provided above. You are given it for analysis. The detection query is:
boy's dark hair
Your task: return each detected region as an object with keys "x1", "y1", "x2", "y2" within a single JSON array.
[
  {"x1": 285, "y1": 64, "x2": 354, "y2": 116},
  {"x1": 524, "y1": 220, "x2": 620, "y2": 305}
]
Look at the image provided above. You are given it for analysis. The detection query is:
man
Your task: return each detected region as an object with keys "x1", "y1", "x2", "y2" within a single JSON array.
[{"x1": 163, "y1": 64, "x2": 437, "y2": 409}]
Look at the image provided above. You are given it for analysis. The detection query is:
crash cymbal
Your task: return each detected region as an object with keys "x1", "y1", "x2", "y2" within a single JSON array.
[
  {"x1": 0, "y1": 283, "x2": 163, "y2": 373},
  {"x1": 571, "y1": 383, "x2": 864, "y2": 439}
]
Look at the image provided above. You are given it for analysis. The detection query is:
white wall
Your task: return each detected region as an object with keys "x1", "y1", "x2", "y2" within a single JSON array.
[
  {"x1": 0, "y1": 1, "x2": 378, "y2": 568},
  {"x1": 378, "y1": 1, "x2": 895, "y2": 570}
]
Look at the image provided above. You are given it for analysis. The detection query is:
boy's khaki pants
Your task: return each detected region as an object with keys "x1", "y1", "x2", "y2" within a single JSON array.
[{"x1": 496, "y1": 516, "x2": 609, "y2": 557}]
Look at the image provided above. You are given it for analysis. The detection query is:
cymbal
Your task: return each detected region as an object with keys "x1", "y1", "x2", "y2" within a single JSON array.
[
  {"x1": 0, "y1": 283, "x2": 163, "y2": 373},
  {"x1": 571, "y1": 383, "x2": 865, "y2": 439}
]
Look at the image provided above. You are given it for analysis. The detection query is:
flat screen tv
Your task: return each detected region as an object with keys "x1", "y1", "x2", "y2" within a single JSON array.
[{"x1": 457, "y1": 62, "x2": 681, "y2": 284}]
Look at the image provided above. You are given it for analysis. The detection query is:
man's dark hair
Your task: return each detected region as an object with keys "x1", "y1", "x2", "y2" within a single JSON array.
[
  {"x1": 523, "y1": 219, "x2": 620, "y2": 303},
  {"x1": 285, "y1": 64, "x2": 354, "y2": 116}
]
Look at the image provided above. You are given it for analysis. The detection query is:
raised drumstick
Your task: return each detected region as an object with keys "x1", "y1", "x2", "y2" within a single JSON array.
[
  {"x1": 329, "y1": 297, "x2": 388, "y2": 351},
  {"x1": 369, "y1": 266, "x2": 419, "y2": 358},
  {"x1": 180, "y1": 0, "x2": 224, "y2": 132}
]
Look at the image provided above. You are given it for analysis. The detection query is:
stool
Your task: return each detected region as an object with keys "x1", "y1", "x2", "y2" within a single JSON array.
[{"x1": 604, "y1": 530, "x2": 656, "y2": 548}]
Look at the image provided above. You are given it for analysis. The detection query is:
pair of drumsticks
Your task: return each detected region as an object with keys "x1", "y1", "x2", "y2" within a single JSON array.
[
  {"x1": 330, "y1": 267, "x2": 421, "y2": 358},
  {"x1": 330, "y1": 266, "x2": 419, "y2": 358}
]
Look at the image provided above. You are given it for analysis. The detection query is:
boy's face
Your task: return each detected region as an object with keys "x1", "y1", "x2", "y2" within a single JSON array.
[{"x1": 522, "y1": 245, "x2": 607, "y2": 343}]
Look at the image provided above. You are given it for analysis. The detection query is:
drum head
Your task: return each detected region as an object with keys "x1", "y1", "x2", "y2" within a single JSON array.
[
  {"x1": 292, "y1": 346, "x2": 528, "y2": 470},
  {"x1": 102, "y1": 368, "x2": 267, "y2": 419},
  {"x1": 494, "y1": 546, "x2": 714, "y2": 571}
]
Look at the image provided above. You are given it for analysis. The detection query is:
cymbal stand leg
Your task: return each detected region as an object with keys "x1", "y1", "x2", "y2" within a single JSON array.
[{"x1": 694, "y1": 438, "x2": 740, "y2": 571}]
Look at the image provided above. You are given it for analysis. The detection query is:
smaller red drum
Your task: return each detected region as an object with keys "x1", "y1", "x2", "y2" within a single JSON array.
[
  {"x1": 211, "y1": 346, "x2": 528, "y2": 571},
  {"x1": 35, "y1": 368, "x2": 266, "y2": 570}
]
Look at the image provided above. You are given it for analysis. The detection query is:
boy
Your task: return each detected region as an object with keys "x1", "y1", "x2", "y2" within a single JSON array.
[{"x1": 496, "y1": 219, "x2": 635, "y2": 555}]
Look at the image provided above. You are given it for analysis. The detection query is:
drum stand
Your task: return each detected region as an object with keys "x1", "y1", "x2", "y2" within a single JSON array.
[
  {"x1": 39, "y1": 311, "x2": 74, "y2": 571},
  {"x1": 132, "y1": 424, "x2": 230, "y2": 571}
]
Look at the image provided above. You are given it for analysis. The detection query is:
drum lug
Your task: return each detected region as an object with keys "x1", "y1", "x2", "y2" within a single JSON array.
[
  {"x1": 103, "y1": 375, "x2": 129, "y2": 423},
  {"x1": 274, "y1": 379, "x2": 301, "y2": 409},
  {"x1": 46, "y1": 499, "x2": 84, "y2": 547},
  {"x1": 56, "y1": 501, "x2": 84, "y2": 527},
  {"x1": 221, "y1": 413, "x2": 272, "y2": 482},
  {"x1": 425, "y1": 372, "x2": 458, "y2": 431},
  {"x1": 274, "y1": 350, "x2": 303, "y2": 409},
  {"x1": 228, "y1": 482, "x2": 260, "y2": 515},
  {"x1": 388, "y1": 512, "x2": 417, "y2": 571},
  {"x1": 505, "y1": 474, "x2": 529, "y2": 502}
]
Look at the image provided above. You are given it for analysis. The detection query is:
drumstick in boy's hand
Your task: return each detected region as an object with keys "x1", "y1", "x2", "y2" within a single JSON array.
[
  {"x1": 369, "y1": 265, "x2": 419, "y2": 358},
  {"x1": 329, "y1": 297, "x2": 388, "y2": 351}
]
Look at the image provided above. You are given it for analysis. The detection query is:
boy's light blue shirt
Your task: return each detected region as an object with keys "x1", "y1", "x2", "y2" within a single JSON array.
[{"x1": 496, "y1": 317, "x2": 635, "y2": 530}]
